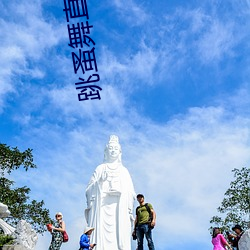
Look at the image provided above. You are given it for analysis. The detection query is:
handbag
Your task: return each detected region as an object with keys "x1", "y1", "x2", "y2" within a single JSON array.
[{"x1": 62, "y1": 231, "x2": 69, "y2": 242}]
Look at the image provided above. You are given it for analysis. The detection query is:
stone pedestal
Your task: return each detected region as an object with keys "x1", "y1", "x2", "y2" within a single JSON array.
[{"x1": 2, "y1": 246, "x2": 26, "y2": 250}]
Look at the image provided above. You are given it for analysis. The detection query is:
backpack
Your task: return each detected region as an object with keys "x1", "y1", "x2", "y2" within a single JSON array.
[{"x1": 136, "y1": 203, "x2": 154, "y2": 229}]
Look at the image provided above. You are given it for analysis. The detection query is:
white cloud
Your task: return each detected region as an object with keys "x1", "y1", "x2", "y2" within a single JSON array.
[
  {"x1": 0, "y1": 0, "x2": 64, "y2": 111},
  {"x1": 128, "y1": 42, "x2": 158, "y2": 85},
  {"x1": 98, "y1": 44, "x2": 159, "y2": 90},
  {"x1": 112, "y1": 0, "x2": 148, "y2": 26},
  {"x1": 157, "y1": 6, "x2": 242, "y2": 69},
  {"x1": 219, "y1": 83, "x2": 250, "y2": 115},
  {"x1": 189, "y1": 8, "x2": 210, "y2": 33},
  {"x1": 47, "y1": 83, "x2": 127, "y2": 120},
  {"x1": 196, "y1": 20, "x2": 235, "y2": 63}
]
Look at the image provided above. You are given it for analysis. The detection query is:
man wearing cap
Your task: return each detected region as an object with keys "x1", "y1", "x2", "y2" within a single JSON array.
[
  {"x1": 79, "y1": 227, "x2": 96, "y2": 250},
  {"x1": 230, "y1": 225, "x2": 244, "y2": 250},
  {"x1": 133, "y1": 194, "x2": 156, "y2": 250}
]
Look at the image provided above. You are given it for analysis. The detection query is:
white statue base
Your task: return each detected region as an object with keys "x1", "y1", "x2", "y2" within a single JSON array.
[{"x1": 2, "y1": 245, "x2": 26, "y2": 250}]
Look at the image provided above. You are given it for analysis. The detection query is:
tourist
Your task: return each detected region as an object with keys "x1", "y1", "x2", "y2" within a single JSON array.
[
  {"x1": 133, "y1": 194, "x2": 156, "y2": 250},
  {"x1": 79, "y1": 227, "x2": 96, "y2": 250},
  {"x1": 211, "y1": 227, "x2": 232, "y2": 250},
  {"x1": 48, "y1": 212, "x2": 66, "y2": 250},
  {"x1": 231, "y1": 225, "x2": 244, "y2": 250}
]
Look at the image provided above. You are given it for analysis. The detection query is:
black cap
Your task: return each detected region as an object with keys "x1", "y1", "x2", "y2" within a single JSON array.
[
  {"x1": 232, "y1": 225, "x2": 243, "y2": 231},
  {"x1": 136, "y1": 194, "x2": 144, "y2": 198}
]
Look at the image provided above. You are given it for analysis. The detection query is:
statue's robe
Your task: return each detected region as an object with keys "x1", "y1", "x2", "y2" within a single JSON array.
[{"x1": 85, "y1": 163, "x2": 135, "y2": 250}]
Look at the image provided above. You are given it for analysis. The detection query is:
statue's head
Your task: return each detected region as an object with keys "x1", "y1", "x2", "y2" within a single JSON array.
[
  {"x1": 104, "y1": 135, "x2": 122, "y2": 163},
  {"x1": 0, "y1": 202, "x2": 10, "y2": 218}
]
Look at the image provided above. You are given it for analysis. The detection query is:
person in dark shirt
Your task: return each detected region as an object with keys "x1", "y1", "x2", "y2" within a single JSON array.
[{"x1": 228, "y1": 225, "x2": 244, "y2": 250}]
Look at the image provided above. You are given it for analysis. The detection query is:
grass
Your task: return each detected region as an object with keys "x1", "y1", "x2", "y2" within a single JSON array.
[{"x1": 0, "y1": 234, "x2": 14, "y2": 247}]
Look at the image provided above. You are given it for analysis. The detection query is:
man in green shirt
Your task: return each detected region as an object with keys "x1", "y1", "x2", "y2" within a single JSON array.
[{"x1": 133, "y1": 194, "x2": 156, "y2": 250}]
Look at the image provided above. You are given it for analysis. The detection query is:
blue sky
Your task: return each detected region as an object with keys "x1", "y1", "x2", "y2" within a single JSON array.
[{"x1": 1, "y1": 0, "x2": 250, "y2": 249}]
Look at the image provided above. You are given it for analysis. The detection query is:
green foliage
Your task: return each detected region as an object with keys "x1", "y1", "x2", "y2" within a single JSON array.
[
  {"x1": 0, "y1": 143, "x2": 52, "y2": 234},
  {"x1": 0, "y1": 144, "x2": 36, "y2": 175},
  {"x1": 0, "y1": 234, "x2": 14, "y2": 246},
  {"x1": 210, "y1": 167, "x2": 250, "y2": 232}
]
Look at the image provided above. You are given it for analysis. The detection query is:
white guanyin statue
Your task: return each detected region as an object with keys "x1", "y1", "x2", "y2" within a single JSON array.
[{"x1": 85, "y1": 135, "x2": 136, "y2": 250}]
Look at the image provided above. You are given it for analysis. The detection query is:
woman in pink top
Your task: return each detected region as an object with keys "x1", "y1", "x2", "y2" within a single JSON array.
[{"x1": 212, "y1": 227, "x2": 232, "y2": 250}]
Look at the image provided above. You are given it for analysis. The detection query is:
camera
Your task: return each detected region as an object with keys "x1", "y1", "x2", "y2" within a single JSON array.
[{"x1": 132, "y1": 231, "x2": 137, "y2": 240}]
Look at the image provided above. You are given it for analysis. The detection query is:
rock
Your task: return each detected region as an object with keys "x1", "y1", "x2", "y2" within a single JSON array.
[{"x1": 238, "y1": 229, "x2": 250, "y2": 250}]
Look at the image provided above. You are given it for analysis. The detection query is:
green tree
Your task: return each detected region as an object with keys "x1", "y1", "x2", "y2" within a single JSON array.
[
  {"x1": 0, "y1": 143, "x2": 52, "y2": 233},
  {"x1": 210, "y1": 167, "x2": 250, "y2": 232}
]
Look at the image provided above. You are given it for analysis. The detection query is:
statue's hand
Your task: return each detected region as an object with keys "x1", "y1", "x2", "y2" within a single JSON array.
[
  {"x1": 101, "y1": 171, "x2": 108, "y2": 181},
  {"x1": 86, "y1": 195, "x2": 95, "y2": 209},
  {"x1": 129, "y1": 213, "x2": 135, "y2": 222},
  {"x1": 88, "y1": 201, "x2": 93, "y2": 208}
]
